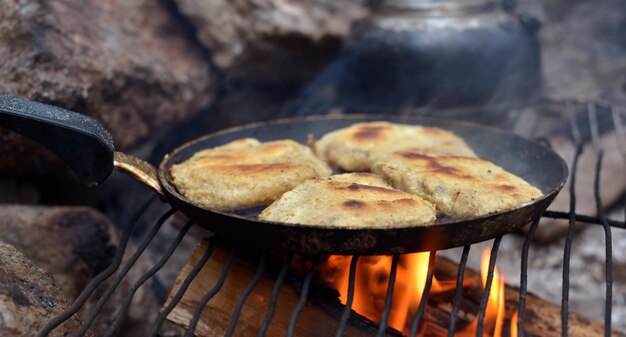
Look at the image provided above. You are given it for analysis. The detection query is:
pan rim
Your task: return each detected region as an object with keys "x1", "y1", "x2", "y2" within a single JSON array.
[{"x1": 158, "y1": 114, "x2": 569, "y2": 232}]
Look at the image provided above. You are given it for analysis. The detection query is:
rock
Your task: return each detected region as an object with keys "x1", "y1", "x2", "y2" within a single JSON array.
[
  {"x1": 174, "y1": 0, "x2": 368, "y2": 69},
  {"x1": 0, "y1": 205, "x2": 118, "y2": 301},
  {"x1": 0, "y1": 241, "x2": 87, "y2": 336},
  {"x1": 0, "y1": 204, "x2": 160, "y2": 337},
  {"x1": 162, "y1": 0, "x2": 368, "y2": 137},
  {"x1": 0, "y1": 0, "x2": 215, "y2": 173},
  {"x1": 148, "y1": 0, "x2": 368, "y2": 147}
]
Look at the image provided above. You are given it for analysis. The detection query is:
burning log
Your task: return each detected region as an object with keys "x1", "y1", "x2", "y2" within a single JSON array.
[
  {"x1": 163, "y1": 242, "x2": 382, "y2": 337},
  {"x1": 165, "y1": 239, "x2": 620, "y2": 337}
]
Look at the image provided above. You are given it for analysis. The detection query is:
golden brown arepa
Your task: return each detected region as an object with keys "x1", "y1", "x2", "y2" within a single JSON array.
[
  {"x1": 259, "y1": 173, "x2": 436, "y2": 227},
  {"x1": 314, "y1": 121, "x2": 476, "y2": 171},
  {"x1": 372, "y1": 151, "x2": 543, "y2": 217},
  {"x1": 171, "y1": 138, "x2": 332, "y2": 210}
]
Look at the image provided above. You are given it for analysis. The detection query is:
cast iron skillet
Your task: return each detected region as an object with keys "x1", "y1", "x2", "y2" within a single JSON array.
[{"x1": 0, "y1": 94, "x2": 568, "y2": 255}]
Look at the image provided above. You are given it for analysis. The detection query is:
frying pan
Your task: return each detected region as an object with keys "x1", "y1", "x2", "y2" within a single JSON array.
[{"x1": 0, "y1": 94, "x2": 568, "y2": 255}]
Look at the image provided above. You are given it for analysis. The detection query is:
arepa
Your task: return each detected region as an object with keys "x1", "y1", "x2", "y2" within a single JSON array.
[
  {"x1": 372, "y1": 151, "x2": 543, "y2": 217},
  {"x1": 170, "y1": 138, "x2": 332, "y2": 210},
  {"x1": 314, "y1": 121, "x2": 476, "y2": 171},
  {"x1": 259, "y1": 173, "x2": 436, "y2": 227}
]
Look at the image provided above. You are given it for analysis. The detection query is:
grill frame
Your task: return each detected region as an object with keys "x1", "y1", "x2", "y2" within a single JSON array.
[{"x1": 35, "y1": 98, "x2": 626, "y2": 337}]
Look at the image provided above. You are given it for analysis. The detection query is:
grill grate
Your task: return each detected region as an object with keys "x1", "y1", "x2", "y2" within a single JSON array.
[
  {"x1": 409, "y1": 251, "x2": 435, "y2": 337},
  {"x1": 185, "y1": 246, "x2": 237, "y2": 337},
  {"x1": 36, "y1": 99, "x2": 626, "y2": 337},
  {"x1": 561, "y1": 143, "x2": 582, "y2": 337},
  {"x1": 151, "y1": 238, "x2": 216, "y2": 336},
  {"x1": 448, "y1": 245, "x2": 471, "y2": 337}
]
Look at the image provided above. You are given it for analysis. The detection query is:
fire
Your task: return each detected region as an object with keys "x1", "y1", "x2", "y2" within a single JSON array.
[
  {"x1": 463, "y1": 248, "x2": 507, "y2": 337},
  {"x1": 481, "y1": 248, "x2": 506, "y2": 337},
  {"x1": 323, "y1": 248, "x2": 512, "y2": 336},
  {"x1": 511, "y1": 311, "x2": 519, "y2": 337},
  {"x1": 326, "y1": 253, "x2": 451, "y2": 333}
]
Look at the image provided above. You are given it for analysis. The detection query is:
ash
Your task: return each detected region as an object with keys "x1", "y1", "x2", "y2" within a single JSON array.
[{"x1": 440, "y1": 207, "x2": 626, "y2": 333}]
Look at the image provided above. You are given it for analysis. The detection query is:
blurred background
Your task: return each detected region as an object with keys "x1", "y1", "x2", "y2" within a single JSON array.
[{"x1": 0, "y1": 0, "x2": 625, "y2": 336}]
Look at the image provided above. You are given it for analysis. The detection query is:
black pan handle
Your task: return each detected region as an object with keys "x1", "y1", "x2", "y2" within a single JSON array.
[{"x1": 0, "y1": 94, "x2": 114, "y2": 186}]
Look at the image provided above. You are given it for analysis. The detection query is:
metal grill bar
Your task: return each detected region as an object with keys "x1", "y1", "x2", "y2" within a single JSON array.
[
  {"x1": 105, "y1": 220, "x2": 193, "y2": 337},
  {"x1": 409, "y1": 251, "x2": 436, "y2": 337},
  {"x1": 476, "y1": 236, "x2": 503, "y2": 337},
  {"x1": 149, "y1": 239, "x2": 215, "y2": 337},
  {"x1": 562, "y1": 143, "x2": 583, "y2": 337},
  {"x1": 566, "y1": 101, "x2": 583, "y2": 144},
  {"x1": 287, "y1": 258, "x2": 319, "y2": 337},
  {"x1": 612, "y1": 107, "x2": 626, "y2": 162},
  {"x1": 224, "y1": 253, "x2": 268, "y2": 337},
  {"x1": 542, "y1": 211, "x2": 625, "y2": 229},
  {"x1": 184, "y1": 247, "x2": 237, "y2": 337},
  {"x1": 448, "y1": 245, "x2": 471, "y2": 337},
  {"x1": 593, "y1": 151, "x2": 614, "y2": 337},
  {"x1": 518, "y1": 218, "x2": 540, "y2": 337},
  {"x1": 376, "y1": 255, "x2": 400, "y2": 337},
  {"x1": 257, "y1": 255, "x2": 292, "y2": 337},
  {"x1": 588, "y1": 103, "x2": 601, "y2": 152},
  {"x1": 36, "y1": 195, "x2": 156, "y2": 337},
  {"x1": 73, "y1": 207, "x2": 177, "y2": 337},
  {"x1": 611, "y1": 107, "x2": 626, "y2": 274},
  {"x1": 335, "y1": 255, "x2": 360, "y2": 337}
]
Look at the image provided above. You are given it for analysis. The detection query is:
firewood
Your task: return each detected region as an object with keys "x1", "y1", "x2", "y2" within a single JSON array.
[{"x1": 165, "y1": 240, "x2": 622, "y2": 337}]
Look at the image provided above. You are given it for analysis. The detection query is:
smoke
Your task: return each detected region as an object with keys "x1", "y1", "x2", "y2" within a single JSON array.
[{"x1": 285, "y1": 4, "x2": 543, "y2": 129}]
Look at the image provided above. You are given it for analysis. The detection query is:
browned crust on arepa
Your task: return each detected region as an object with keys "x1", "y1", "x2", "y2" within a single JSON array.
[
  {"x1": 259, "y1": 173, "x2": 436, "y2": 227},
  {"x1": 315, "y1": 122, "x2": 476, "y2": 171},
  {"x1": 372, "y1": 151, "x2": 543, "y2": 217},
  {"x1": 170, "y1": 139, "x2": 332, "y2": 210}
]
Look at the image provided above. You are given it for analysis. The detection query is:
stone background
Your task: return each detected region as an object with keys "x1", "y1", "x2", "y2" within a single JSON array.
[{"x1": 0, "y1": 0, "x2": 625, "y2": 336}]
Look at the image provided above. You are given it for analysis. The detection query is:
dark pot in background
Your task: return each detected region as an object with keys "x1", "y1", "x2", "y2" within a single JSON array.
[{"x1": 296, "y1": 0, "x2": 542, "y2": 127}]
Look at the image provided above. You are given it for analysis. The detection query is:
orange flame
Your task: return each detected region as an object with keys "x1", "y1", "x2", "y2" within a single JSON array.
[
  {"x1": 459, "y1": 248, "x2": 507, "y2": 337},
  {"x1": 327, "y1": 253, "x2": 452, "y2": 333},
  {"x1": 481, "y1": 248, "x2": 506, "y2": 337},
  {"x1": 511, "y1": 310, "x2": 518, "y2": 337},
  {"x1": 459, "y1": 249, "x2": 507, "y2": 337},
  {"x1": 324, "y1": 248, "x2": 511, "y2": 336}
]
